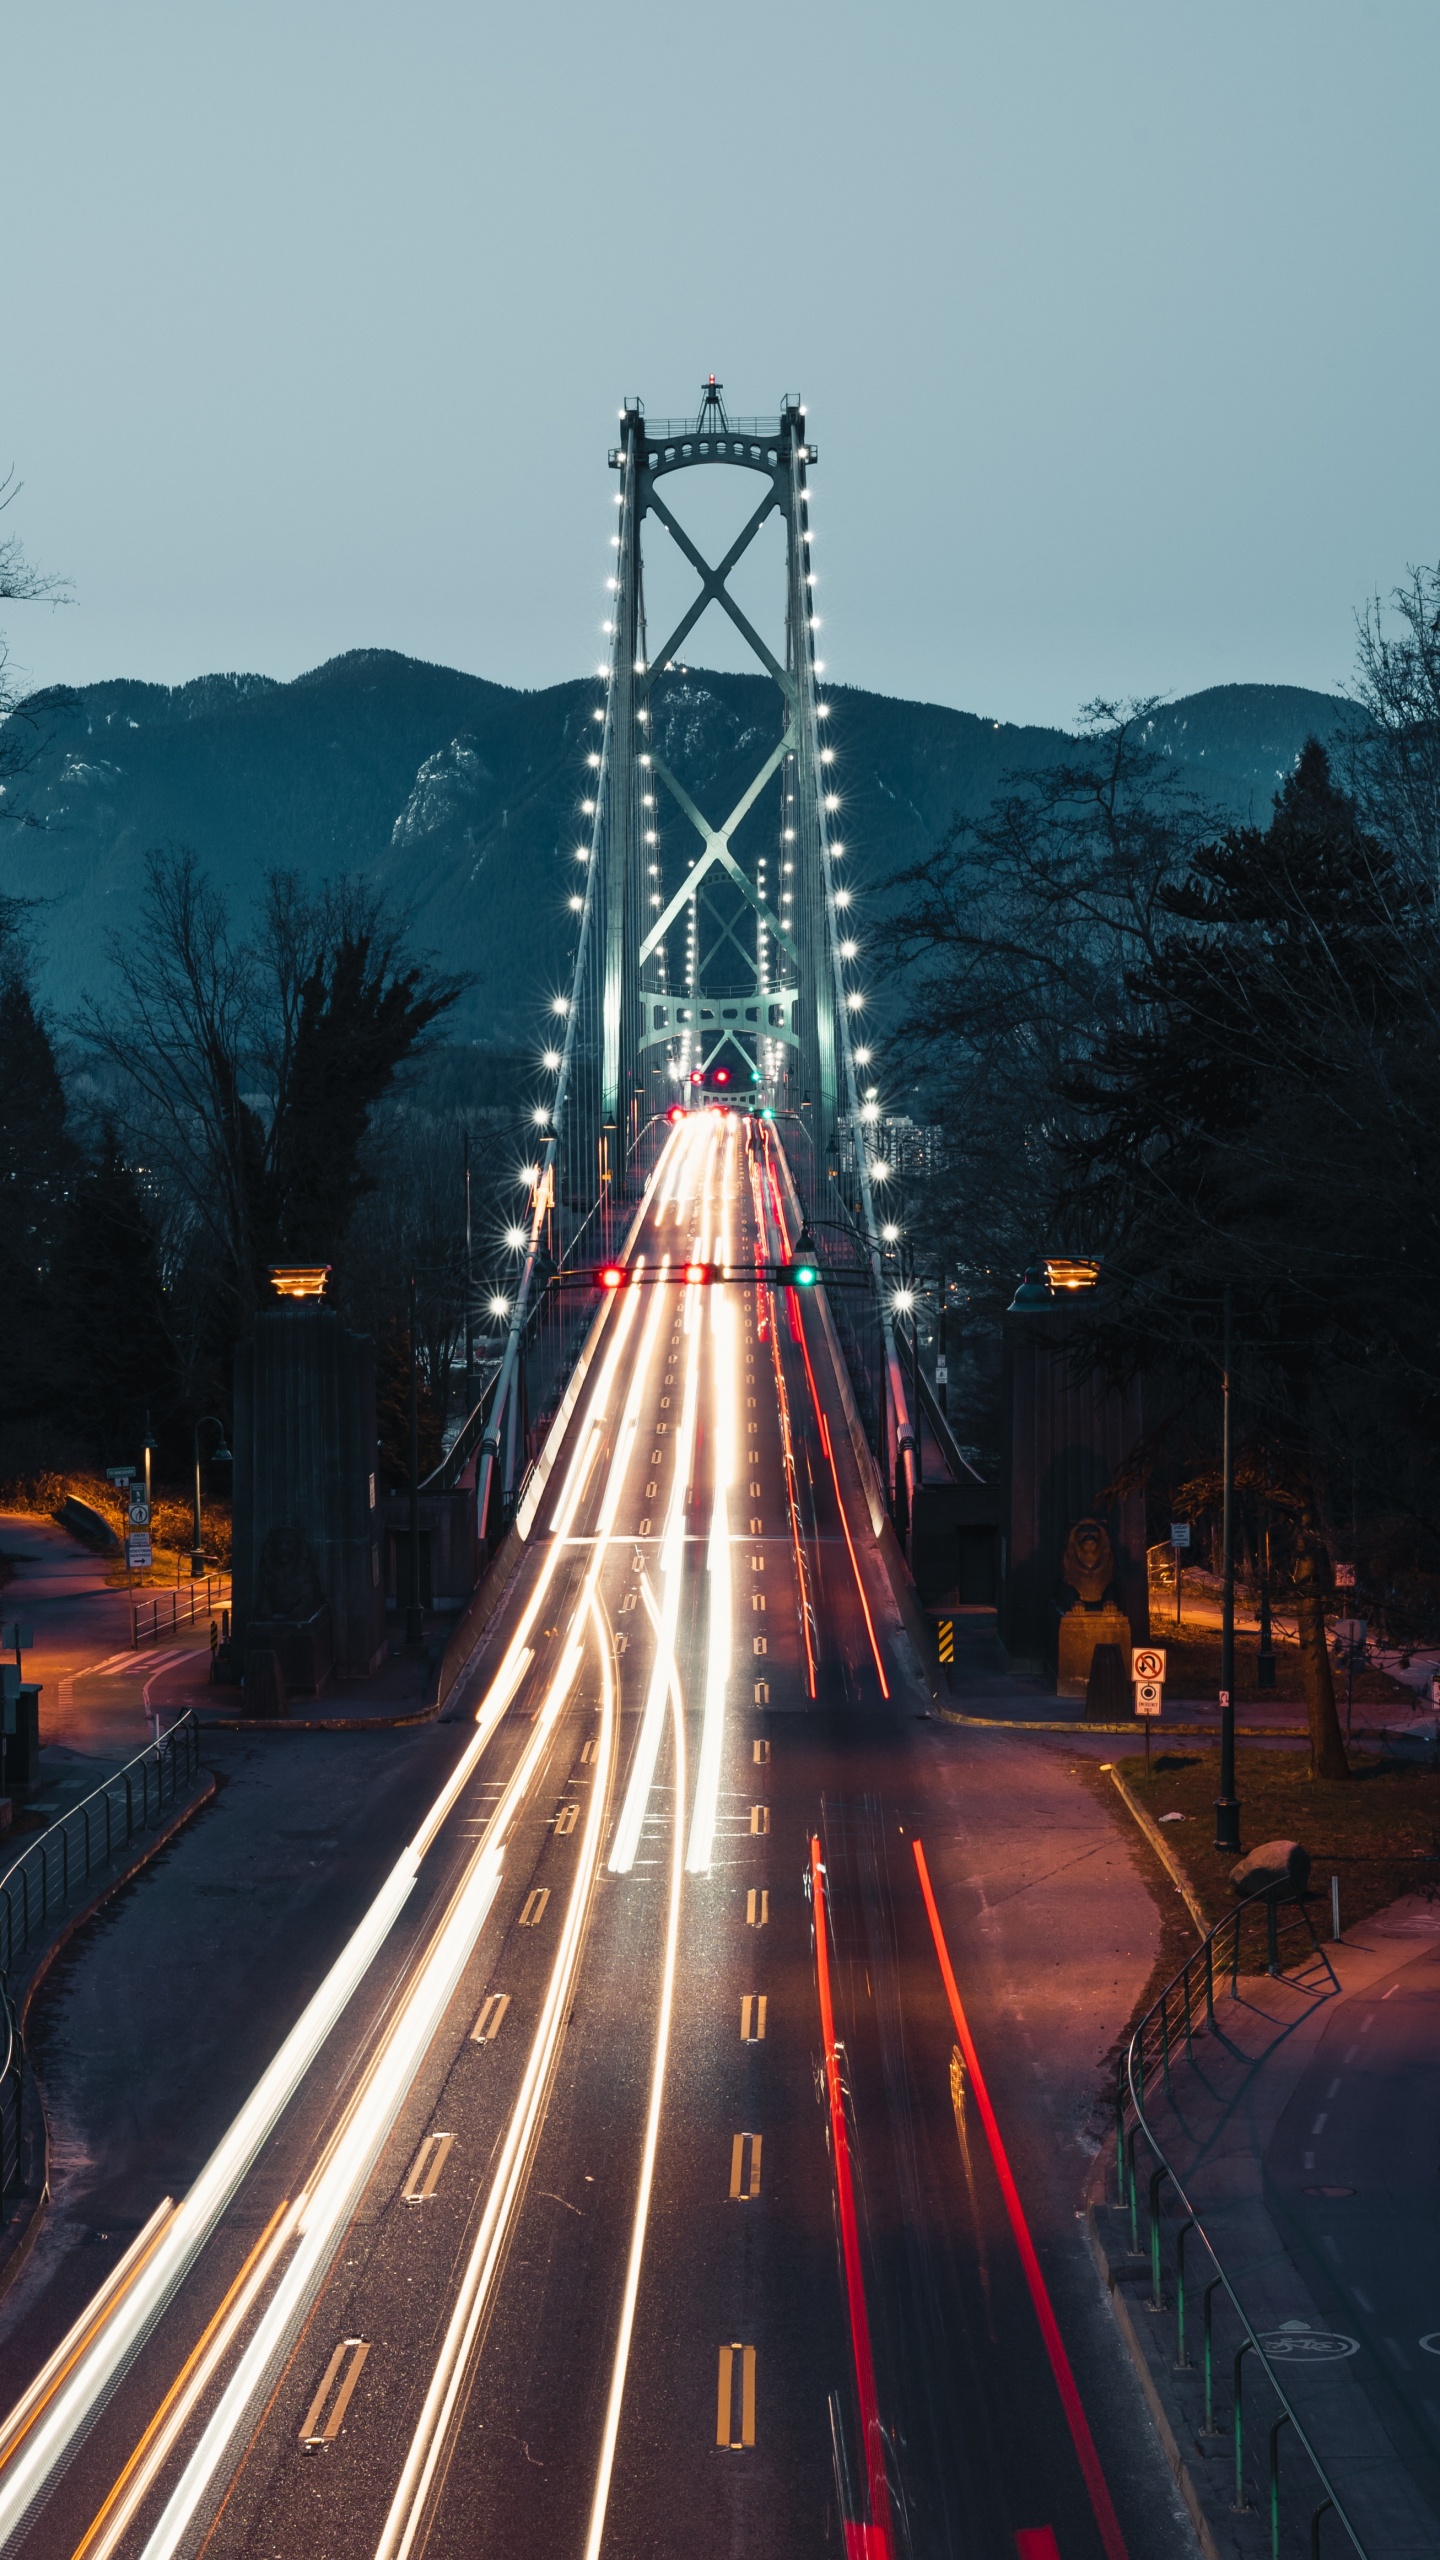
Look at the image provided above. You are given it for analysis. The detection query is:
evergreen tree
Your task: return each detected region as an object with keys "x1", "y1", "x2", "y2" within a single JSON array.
[{"x1": 49, "y1": 1129, "x2": 177, "y2": 1466}]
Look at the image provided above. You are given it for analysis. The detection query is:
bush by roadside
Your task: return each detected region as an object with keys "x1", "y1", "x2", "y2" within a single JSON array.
[{"x1": 0, "y1": 1470, "x2": 232, "y2": 1572}]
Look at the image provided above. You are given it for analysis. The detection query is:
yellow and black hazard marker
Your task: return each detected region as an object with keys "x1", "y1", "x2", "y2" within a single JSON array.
[{"x1": 936, "y1": 1619, "x2": 954, "y2": 1666}]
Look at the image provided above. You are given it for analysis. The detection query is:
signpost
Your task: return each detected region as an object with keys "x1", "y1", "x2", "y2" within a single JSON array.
[
  {"x1": 1170, "y1": 1521, "x2": 1191, "y2": 1628},
  {"x1": 1132, "y1": 1648, "x2": 1165, "y2": 1769}
]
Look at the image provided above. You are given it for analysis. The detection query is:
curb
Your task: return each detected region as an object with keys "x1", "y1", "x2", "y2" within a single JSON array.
[
  {"x1": 198, "y1": 1704, "x2": 442, "y2": 1733},
  {"x1": 933, "y1": 1702, "x2": 1303, "y2": 1738},
  {"x1": 1084, "y1": 2160, "x2": 1220, "y2": 2560},
  {"x1": 0, "y1": 1772, "x2": 218, "y2": 2306},
  {"x1": 1101, "y1": 1765, "x2": 1210, "y2": 1936}
]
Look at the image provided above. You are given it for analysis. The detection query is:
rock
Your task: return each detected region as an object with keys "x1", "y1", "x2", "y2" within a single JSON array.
[{"x1": 1230, "y1": 1839, "x2": 1310, "y2": 1898}]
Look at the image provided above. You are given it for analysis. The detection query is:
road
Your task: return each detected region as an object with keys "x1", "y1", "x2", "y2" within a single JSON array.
[{"x1": 0, "y1": 1111, "x2": 1181, "y2": 2560}]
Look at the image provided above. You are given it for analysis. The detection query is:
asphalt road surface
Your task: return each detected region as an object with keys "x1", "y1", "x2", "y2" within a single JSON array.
[{"x1": 0, "y1": 1113, "x2": 1180, "y2": 2560}]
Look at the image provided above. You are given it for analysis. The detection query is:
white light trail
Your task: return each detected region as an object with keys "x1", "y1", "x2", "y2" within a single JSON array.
[
  {"x1": 372, "y1": 1591, "x2": 620, "y2": 2560},
  {"x1": 582, "y1": 1608, "x2": 686, "y2": 2558},
  {"x1": 687, "y1": 1120, "x2": 736, "y2": 1873},
  {"x1": 0, "y1": 1176, "x2": 665, "y2": 2549},
  {"x1": 609, "y1": 1129, "x2": 714, "y2": 1873}
]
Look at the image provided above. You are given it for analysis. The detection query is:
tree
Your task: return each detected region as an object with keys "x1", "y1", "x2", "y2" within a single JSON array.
[
  {"x1": 1062, "y1": 741, "x2": 1440, "y2": 1777},
  {"x1": 48, "y1": 1127, "x2": 177, "y2": 1464},
  {"x1": 83, "y1": 853, "x2": 464, "y2": 1322},
  {"x1": 1350, "y1": 560, "x2": 1440, "y2": 879}
]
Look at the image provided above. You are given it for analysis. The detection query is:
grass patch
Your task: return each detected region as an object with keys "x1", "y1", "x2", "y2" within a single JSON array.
[
  {"x1": 1148, "y1": 1619, "x2": 1412, "y2": 1708},
  {"x1": 1087, "y1": 1745, "x2": 1440, "y2": 1931}
]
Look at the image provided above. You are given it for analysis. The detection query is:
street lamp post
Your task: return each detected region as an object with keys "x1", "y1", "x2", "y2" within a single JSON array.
[
  {"x1": 406, "y1": 1273, "x2": 424, "y2": 1649},
  {"x1": 1214, "y1": 1283, "x2": 1241, "y2": 1853},
  {"x1": 190, "y1": 1417, "x2": 232, "y2": 1577}
]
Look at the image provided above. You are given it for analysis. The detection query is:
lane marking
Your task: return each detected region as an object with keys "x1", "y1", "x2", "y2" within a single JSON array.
[
  {"x1": 740, "y1": 1995, "x2": 768, "y2": 2043},
  {"x1": 715, "y1": 2343, "x2": 756, "y2": 2450},
  {"x1": 401, "y1": 2135, "x2": 454, "y2": 2205},
  {"x1": 749, "y1": 1806, "x2": 770, "y2": 1835},
  {"x1": 753, "y1": 1739, "x2": 770, "y2": 1764},
  {"x1": 470, "y1": 1994, "x2": 510, "y2": 2044},
  {"x1": 554, "y1": 1805, "x2": 579, "y2": 1836},
  {"x1": 729, "y1": 2133, "x2": 763, "y2": 2202},
  {"x1": 746, "y1": 1890, "x2": 769, "y2": 1927},
  {"x1": 580, "y1": 1739, "x2": 597, "y2": 1764},
  {"x1": 299, "y1": 2338, "x2": 370, "y2": 2449},
  {"x1": 912, "y1": 1840, "x2": 1130, "y2": 2560},
  {"x1": 519, "y1": 1888, "x2": 550, "y2": 1927}
]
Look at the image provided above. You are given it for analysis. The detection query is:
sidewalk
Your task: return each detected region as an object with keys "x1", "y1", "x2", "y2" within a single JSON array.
[
  {"x1": 0, "y1": 1514, "x2": 219, "y2": 1758},
  {"x1": 1090, "y1": 1896, "x2": 1440, "y2": 2555}
]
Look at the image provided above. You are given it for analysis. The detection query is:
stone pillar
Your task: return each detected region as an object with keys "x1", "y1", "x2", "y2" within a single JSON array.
[
  {"x1": 233, "y1": 1304, "x2": 386, "y2": 1681},
  {"x1": 999, "y1": 1302, "x2": 1149, "y2": 1681}
]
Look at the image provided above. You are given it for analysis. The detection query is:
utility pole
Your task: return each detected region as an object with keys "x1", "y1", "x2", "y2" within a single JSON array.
[
  {"x1": 463, "y1": 1131, "x2": 475, "y2": 1418},
  {"x1": 406, "y1": 1274, "x2": 424, "y2": 1649},
  {"x1": 1214, "y1": 1283, "x2": 1241, "y2": 1853}
]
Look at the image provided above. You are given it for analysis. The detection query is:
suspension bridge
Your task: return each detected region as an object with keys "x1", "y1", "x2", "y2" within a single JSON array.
[{"x1": 0, "y1": 392, "x2": 1145, "y2": 2560}]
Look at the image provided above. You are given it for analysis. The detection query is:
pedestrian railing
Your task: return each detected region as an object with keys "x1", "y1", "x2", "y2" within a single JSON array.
[
  {"x1": 130, "y1": 1576, "x2": 228, "y2": 1649},
  {"x1": 0, "y1": 1968, "x2": 22, "y2": 2227},
  {"x1": 0, "y1": 1712, "x2": 203, "y2": 1979},
  {"x1": 1115, "y1": 1886, "x2": 1363, "y2": 2557}
]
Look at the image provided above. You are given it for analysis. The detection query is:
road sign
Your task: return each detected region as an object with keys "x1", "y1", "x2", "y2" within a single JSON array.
[
  {"x1": 1134, "y1": 1680, "x2": 1163, "y2": 1717},
  {"x1": 6, "y1": 1625, "x2": 33, "y2": 1652},
  {"x1": 1132, "y1": 1647, "x2": 1167, "y2": 1682},
  {"x1": 128, "y1": 1498, "x2": 150, "y2": 1527},
  {"x1": 1170, "y1": 1522, "x2": 1191, "y2": 1549},
  {"x1": 126, "y1": 1535, "x2": 152, "y2": 1571},
  {"x1": 106, "y1": 1467, "x2": 135, "y2": 1484}
]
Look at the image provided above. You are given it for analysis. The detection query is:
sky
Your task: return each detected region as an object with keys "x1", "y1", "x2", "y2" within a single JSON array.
[{"x1": 3, "y1": 0, "x2": 1439, "y2": 731}]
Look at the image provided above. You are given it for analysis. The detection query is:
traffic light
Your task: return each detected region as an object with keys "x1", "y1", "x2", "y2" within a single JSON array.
[
  {"x1": 597, "y1": 1263, "x2": 630, "y2": 1289},
  {"x1": 682, "y1": 1262, "x2": 719, "y2": 1286},
  {"x1": 666, "y1": 1103, "x2": 685, "y2": 1123},
  {"x1": 773, "y1": 1260, "x2": 818, "y2": 1288}
]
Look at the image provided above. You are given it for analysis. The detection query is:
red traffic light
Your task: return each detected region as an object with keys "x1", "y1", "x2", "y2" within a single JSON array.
[
  {"x1": 666, "y1": 1103, "x2": 684, "y2": 1124},
  {"x1": 713, "y1": 1067, "x2": 730, "y2": 1085},
  {"x1": 597, "y1": 1264, "x2": 628, "y2": 1290},
  {"x1": 683, "y1": 1262, "x2": 718, "y2": 1286},
  {"x1": 690, "y1": 1070, "x2": 704, "y2": 1085}
]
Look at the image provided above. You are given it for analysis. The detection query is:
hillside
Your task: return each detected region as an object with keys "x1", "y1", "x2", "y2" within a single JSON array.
[{"x1": 0, "y1": 652, "x2": 1356, "y2": 1047}]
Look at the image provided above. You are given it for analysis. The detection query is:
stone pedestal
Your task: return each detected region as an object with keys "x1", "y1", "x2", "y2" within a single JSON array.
[
  {"x1": 1057, "y1": 1605, "x2": 1135, "y2": 1700},
  {"x1": 233, "y1": 1303, "x2": 385, "y2": 1681},
  {"x1": 999, "y1": 1302, "x2": 1149, "y2": 1677}
]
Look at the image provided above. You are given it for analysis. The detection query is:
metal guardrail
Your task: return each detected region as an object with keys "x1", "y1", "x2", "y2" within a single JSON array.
[
  {"x1": 1115, "y1": 1885, "x2": 1362, "y2": 2557},
  {"x1": 0, "y1": 1968, "x2": 21, "y2": 2227},
  {"x1": 0, "y1": 1710, "x2": 203, "y2": 2226},
  {"x1": 131, "y1": 1576, "x2": 228, "y2": 1649},
  {"x1": 0, "y1": 1711, "x2": 203, "y2": 1978}
]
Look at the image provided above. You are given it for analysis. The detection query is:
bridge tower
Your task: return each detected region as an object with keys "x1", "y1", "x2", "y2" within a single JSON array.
[
  {"x1": 597, "y1": 382, "x2": 844, "y2": 1190},
  {"x1": 477, "y1": 385, "x2": 913, "y2": 1542}
]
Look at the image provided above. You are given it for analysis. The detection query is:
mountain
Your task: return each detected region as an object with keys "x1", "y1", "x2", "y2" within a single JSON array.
[{"x1": 0, "y1": 650, "x2": 1356, "y2": 1046}]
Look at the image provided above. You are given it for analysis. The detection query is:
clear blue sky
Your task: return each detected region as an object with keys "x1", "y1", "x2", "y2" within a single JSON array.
[{"x1": 4, "y1": 0, "x2": 1438, "y2": 729}]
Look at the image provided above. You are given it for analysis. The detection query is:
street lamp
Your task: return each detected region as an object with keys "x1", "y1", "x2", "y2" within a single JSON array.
[{"x1": 190, "y1": 1417, "x2": 232, "y2": 1577}]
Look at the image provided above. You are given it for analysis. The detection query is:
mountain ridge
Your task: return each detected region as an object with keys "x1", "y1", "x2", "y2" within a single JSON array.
[{"x1": 0, "y1": 650, "x2": 1357, "y2": 1046}]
